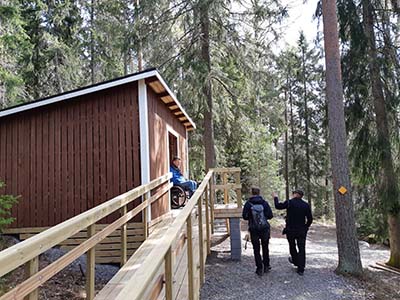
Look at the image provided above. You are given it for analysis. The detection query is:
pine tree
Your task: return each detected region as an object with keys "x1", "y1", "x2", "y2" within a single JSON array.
[
  {"x1": 362, "y1": 0, "x2": 400, "y2": 268},
  {"x1": 322, "y1": 0, "x2": 363, "y2": 275},
  {"x1": 337, "y1": 0, "x2": 400, "y2": 268}
]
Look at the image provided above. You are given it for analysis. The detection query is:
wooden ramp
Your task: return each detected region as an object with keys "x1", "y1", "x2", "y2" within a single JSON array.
[
  {"x1": 0, "y1": 167, "x2": 242, "y2": 300},
  {"x1": 95, "y1": 210, "x2": 206, "y2": 300}
]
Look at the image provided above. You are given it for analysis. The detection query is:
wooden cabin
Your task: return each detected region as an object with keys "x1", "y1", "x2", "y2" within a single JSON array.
[{"x1": 0, "y1": 69, "x2": 195, "y2": 262}]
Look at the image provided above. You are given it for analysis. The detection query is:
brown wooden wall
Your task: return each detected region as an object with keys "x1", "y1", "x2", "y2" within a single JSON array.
[
  {"x1": 0, "y1": 82, "x2": 141, "y2": 228},
  {"x1": 147, "y1": 87, "x2": 187, "y2": 218}
]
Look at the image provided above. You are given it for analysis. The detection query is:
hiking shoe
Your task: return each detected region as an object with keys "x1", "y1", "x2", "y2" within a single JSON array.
[
  {"x1": 297, "y1": 270, "x2": 304, "y2": 276},
  {"x1": 264, "y1": 265, "x2": 272, "y2": 273},
  {"x1": 256, "y1": 268, "x2": 263, "y2": 276}
]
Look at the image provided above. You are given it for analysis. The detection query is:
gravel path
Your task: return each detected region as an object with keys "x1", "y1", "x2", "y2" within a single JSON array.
[{"x1": 200, "y1": 220, "x2": 400, "y2": 300}]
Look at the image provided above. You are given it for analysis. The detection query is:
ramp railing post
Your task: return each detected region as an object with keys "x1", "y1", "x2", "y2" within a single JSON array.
[
  {"x1": 24, "y1": 256, "x2": 39, "y2": 300},
  {"x1": 86, "y1": 224, "x2": 96, "y2": 300},
  {"x1": 223, "y1": 171, "x2": 230, "y2": 233},
  {"x1": 120, "y1": 205, "x2": 127, "y2": 266},
  {"x1": 205, "y1": 184, "x2": 211, "y2": 255},
  {"x1": 186, "y1": 214, "x2": 194, "y2": 300},
  {"x1": 143, "y1": 193, "x2": 149, "y2": 239},
  {"x1": 164, "y1": 246, "x2": 173, "y2": 300},
  {"x1": 198, "y1": 193, "x2": 205, "y2": 284},
  {"x1": 210, "y1": 173, "x2": 215, "y2": 234},
  {"x1": 235, "y1": 171, "x2": 242, "y2": 207}
]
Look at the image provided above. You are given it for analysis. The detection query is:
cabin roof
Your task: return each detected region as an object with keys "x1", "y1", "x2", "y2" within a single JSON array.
[{"x1": 0, "y1": 68, "x2": 196, "y2": 130}]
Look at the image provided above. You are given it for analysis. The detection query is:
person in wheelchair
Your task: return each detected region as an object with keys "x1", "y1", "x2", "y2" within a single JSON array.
[{"x1": 170, "y1": 156, "x2": 197, "y2": 197}]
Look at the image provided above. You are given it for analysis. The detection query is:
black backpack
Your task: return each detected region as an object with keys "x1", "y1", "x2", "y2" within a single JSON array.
[{"x1": 249, "y1": 203, "x2": 268, "y2": 231}]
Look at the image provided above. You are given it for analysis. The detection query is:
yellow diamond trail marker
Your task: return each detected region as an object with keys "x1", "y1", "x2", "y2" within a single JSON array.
[{"x1": 338, "y1": 186, "x2": 347, "y2": 195}]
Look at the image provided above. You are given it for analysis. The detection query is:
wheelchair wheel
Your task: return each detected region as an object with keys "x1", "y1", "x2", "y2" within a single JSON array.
[{"x1": 171, "y1": 185, "x2": 187, "y2": 208}]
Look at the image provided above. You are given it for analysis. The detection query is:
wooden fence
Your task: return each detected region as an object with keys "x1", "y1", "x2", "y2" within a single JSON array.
[{"x1": 0, "y1": 173, "x2": 172, "y2": 300}]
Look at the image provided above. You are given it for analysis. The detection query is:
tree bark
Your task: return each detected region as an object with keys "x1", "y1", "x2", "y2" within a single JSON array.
[
  {"x1": 90, "y1": 0, "x2": 95, "y2": 84},
  {"x1": 284, "y1": 85, "x2": 290, "y2": 200},
  {"x1": 324, "y1": 175, "x2": 330, "y2": 216},
  {"x1": 302, "y1": 44, "x2": 312, "y2": 209},
  {"x1": 363, "y1": 0, "x2": 400, "y2": 268},
  {"x1": 289, "y1": 87, "x2": 298, "y2": 188},
  {"x1": 199, "y1": 0, "x2": 215, "y2": 170},
  {"x1": 322, "y1": 0, "x2": 363, "y2": 275},
  {"x1": 388, "y1": 213, "x2": 400, "y2": 267},
  {"x1": 324, "y1": 103, "x2": 331, "y2": 217},
  {"x1": 135, "y1": 0, "x2": 143, "y2": 71}
]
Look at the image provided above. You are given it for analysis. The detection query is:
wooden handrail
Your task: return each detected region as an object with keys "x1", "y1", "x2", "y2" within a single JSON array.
[
  {"x1": 0, "y1": 173, "x2": 171, "y2": 278},
  {"x1": 114, "y1": 171, "x2": 214, "y2": 300}
]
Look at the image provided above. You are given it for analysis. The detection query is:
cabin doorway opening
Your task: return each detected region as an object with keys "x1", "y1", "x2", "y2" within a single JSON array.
[{"x1": 168, "y1": 132, "x2": 178, "y2": 164}]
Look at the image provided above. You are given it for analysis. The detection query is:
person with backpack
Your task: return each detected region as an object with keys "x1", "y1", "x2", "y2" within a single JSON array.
[
  {"x1": 242, "y1": 187, "x2": 273, "y2": 276},
  {"x1": 272, "y1": 190, "x2": 313, "y2": 276}
]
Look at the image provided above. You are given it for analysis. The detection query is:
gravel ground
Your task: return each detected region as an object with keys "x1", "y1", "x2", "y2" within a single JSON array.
[{"x1": 200, "y1": 220, "x2": 400, "y2": 300}]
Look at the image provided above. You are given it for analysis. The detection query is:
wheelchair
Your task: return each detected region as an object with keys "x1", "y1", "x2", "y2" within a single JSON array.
[{"x1": 170, "y1": 185, "x2": 189, "y2": 209}]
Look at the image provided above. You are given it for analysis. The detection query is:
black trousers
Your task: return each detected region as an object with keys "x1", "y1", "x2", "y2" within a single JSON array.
[
  {"x1": 250, "y1": 229, "x2": 270, "y2": 270},
  {"x1": 286, "y1": 229, "x2": 307, "y2": 272}
]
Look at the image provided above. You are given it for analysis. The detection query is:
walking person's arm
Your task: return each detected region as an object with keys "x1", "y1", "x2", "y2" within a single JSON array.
[{"x1": 272, "y1": 192, "x2": 288, "y2": 210}]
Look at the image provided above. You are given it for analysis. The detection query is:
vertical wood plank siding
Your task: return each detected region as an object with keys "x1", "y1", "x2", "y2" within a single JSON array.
[
  {"x1": 0, "y1": 82, "x2": 141, "y2": 228},
  {"x1": 147, "y1": 87, "x2": 187, "y2": 219}
]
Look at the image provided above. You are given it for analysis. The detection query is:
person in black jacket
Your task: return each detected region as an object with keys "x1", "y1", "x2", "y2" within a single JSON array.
[
  {"x1": 272, "y1": 190, "x2": 313, "y2": 275},
  {"x1": 243, "y1": 187, "x2": 273, "y2": 276}
]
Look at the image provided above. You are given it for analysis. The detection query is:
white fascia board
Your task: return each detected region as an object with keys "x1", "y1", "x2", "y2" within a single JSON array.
[
  {"x1": 155, "y1": 73, "x2": 196, "y2": 129},
  {"x1": 0, "y1": 69, "x2": 159, "y2": 118},
  {"x1": 138, "y1": 79, "x2": 151, "y2": 221},
  {"x1": 139, "y1": 79, "x2": 151, "y2": 184},
  {"x1": 186, "y1": 130, "x2": 189, "y2": 179}
]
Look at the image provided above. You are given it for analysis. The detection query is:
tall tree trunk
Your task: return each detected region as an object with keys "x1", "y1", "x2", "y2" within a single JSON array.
[
  {"x1": 388, "y1": 214, "x2": 400, "y2": 267},
  {"x1": 322, "y1": 0, "x2": 363, "y2": 275},
  {"x1": 324, "y1": 103, "x2": 331, "y2": 217},
  {"x1": 135, "y1": 0, "x2": 143, "y2": 71},
  {"x1": 53, "y1": 51, "x2": 63, "y2": 94},
  {"x1": 302, "y1": 46, "x2": 312, "y2": 209},
  {"x1": 33, "y1": 22, "x2": 40, "y2": 99},
  {"x1": 289, "y1": 89, "x2": 298, "y2": 188},
  {"x1": 363, "y1": 0, "x2": 400, "y2": 268},
  {"x1": 199, "y1": 0, "x2": 215, "y2": 170},
  {"x1": 90, "y1": 0, "x2": 95, "y2": 84},
  {"x1": 123, "y1": 6, "x2": 129, "y2": 76},
  {"x1": 284, "y1": 86, "x2": 290, "y2": 200},
  {"x1": 324, "y1": 175, "x2": 330, "y2": 216}
]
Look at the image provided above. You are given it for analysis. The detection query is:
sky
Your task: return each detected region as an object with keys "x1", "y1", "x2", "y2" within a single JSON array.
[{"x1": 279, "y1": 0, "x2": 321, "y2": 47}]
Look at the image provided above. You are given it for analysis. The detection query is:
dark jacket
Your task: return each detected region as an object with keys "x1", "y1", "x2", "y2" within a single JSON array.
[
  {"x1": 274, "y1": 196, "x2": 313, "y2": 231},
  {"x1": 243, "y1": 196, "x2": 273, "y2": 231}
]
